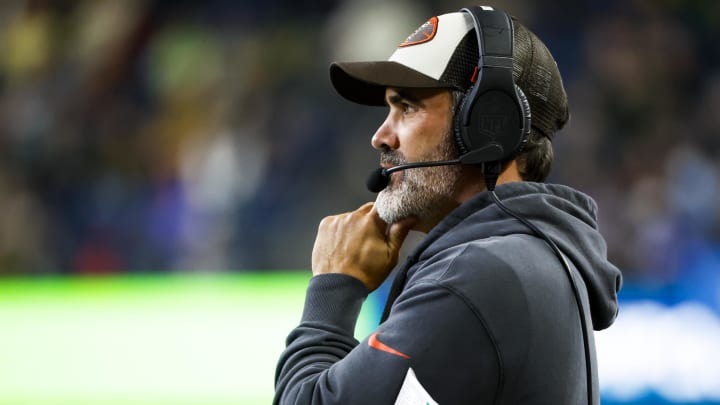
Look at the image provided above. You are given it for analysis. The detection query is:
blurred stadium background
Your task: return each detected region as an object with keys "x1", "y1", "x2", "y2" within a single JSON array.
[{"x1": 0, "y1": 0, "x2": 718, "y2": 404}]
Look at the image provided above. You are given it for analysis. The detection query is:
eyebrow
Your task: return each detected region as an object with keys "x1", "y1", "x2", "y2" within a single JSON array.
[{"x1": 385, "y1": 89, "x2": 425, "y2": 107}]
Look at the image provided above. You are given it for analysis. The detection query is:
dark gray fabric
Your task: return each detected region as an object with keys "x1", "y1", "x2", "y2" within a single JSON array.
[{"x1": 274, "y1": 182, "x2": 622, "y2": 404}]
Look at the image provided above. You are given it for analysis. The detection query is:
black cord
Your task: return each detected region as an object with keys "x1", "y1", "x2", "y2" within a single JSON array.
[{"x1": 490, "y1": 190, "x2": 594, "y2": 405}]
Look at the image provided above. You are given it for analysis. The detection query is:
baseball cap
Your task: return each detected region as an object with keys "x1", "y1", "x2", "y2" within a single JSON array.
[{"x1": 330, "y1": 8, "x2": 569, "y2": 138}]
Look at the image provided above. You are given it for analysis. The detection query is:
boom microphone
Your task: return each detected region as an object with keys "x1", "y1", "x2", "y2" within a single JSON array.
[{"x1": 366, "y1": 159, "x2": 462, "y2": 193}]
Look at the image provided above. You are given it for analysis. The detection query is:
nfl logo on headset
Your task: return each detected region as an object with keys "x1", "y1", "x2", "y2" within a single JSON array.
[{"x1": 478, "y1": 114, "x2": 506, "y2": 139}]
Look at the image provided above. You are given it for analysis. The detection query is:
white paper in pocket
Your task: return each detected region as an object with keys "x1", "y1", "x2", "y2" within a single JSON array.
[{"x1": 394, "y1": 367, "x2": 439, "y2": 405}]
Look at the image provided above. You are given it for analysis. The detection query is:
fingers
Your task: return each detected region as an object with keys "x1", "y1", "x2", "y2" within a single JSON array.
[
  {"x1": 358, "y1": 202, "x2": 375, "y2": 212},
  {"x1": 311, "y1": 201, "x2": 417, "y2": 291},
  {"x1": 386, "y1": 216, "x2": 418, "y2": 252},
  {"x1": 339, "y1": 201, "x2": 417, "y2": 250},
  {"x1": 319, "y1": 203, "x2": 373, "y2": 229}
]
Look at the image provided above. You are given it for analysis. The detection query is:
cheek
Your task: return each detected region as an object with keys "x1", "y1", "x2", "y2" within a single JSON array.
[
  {"x1": 400, "y1": 117, "x2": 452, "y2": 158},
  {"x1": 398, "y1": 127, "x2": 436, "y2": 160}
]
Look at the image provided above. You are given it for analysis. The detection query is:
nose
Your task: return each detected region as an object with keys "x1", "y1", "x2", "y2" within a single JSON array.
[{"x1": 371, "y1": 114, "x2": 399, "y2": 151}]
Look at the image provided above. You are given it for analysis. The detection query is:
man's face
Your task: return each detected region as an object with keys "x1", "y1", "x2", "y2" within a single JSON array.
[{"x1": 372, "y1": 87, "x2": 461, "y2": 225}]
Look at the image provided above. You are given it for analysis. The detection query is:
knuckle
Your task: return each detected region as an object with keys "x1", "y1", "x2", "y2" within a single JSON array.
[{"x1": 319, "y1": 216, "x2": 335, "y2": 229}]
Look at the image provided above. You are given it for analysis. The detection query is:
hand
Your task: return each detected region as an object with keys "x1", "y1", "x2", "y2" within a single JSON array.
[{"x1": 311, "y1": 202, "x2": 417, "y2": 292}]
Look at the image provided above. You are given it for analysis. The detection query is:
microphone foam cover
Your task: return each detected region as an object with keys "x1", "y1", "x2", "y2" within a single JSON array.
[{"x1": 366, "y1": 168, "x2": 389, "y2": 193}]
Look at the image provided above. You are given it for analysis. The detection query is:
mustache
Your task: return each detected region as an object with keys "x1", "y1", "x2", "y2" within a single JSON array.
[{"x1": 380, "y1": 151, "x2": 406, "y2": 166}]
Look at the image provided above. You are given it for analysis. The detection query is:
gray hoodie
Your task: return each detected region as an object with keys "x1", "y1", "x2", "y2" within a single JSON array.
[{"x1": 275, "y1": 182, "x2": 622, "y2": 404}]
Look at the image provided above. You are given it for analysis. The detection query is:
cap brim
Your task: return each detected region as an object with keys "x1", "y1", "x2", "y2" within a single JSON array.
[{"x1": 330, "y1": 61, "x2": 446, "y2": 106}]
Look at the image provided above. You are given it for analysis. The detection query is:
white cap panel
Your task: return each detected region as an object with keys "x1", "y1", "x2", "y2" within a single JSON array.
[{"x1": 388, "y1": 12, "x2": 474, "y2": 80}]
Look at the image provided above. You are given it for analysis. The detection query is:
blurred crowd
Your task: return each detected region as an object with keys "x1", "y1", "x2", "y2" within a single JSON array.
[{"x1": 0, "y1": 0, "x2": 718, "y2": 288}]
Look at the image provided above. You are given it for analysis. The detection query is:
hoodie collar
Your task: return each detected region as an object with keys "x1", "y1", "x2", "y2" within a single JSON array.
[{"x1": 405, "y1": 181, "x2": 622, "y2": 330}]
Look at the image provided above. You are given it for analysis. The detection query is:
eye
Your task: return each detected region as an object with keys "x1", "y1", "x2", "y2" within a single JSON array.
[{"x1": 400, "y1": 101, "x2": 418, "y2": 114}]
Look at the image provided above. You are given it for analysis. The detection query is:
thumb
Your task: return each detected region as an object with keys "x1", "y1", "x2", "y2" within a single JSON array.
[{"x1": 386, "y1": 216, "x2": 418, "y2": 252}]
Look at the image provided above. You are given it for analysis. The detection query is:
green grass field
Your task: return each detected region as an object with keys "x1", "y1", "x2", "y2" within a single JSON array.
[{"x1": 0, "y1": 272, "x2": 378, "y2": 405}]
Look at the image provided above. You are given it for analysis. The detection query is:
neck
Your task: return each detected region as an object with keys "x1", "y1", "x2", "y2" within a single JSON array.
[{"x1": 414, "y1": 160, "x2": 523, "y2": 233}]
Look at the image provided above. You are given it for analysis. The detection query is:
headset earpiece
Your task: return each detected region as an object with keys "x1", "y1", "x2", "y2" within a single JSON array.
[{"x1": 453, "y1": 7, "x2": 531, "y2": 165}]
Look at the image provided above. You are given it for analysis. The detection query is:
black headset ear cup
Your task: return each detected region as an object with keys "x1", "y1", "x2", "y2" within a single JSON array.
[
  {"x1": 454, "y1": 85, "x2": 531, "y2": 159},
  {"x1": 515, "y1": 84, "x2": 532, "y2": 153}
]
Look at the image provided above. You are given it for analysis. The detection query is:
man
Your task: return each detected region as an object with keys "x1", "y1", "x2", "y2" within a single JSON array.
[{"x1": 274, "y1": 6, "x2": 622, "y2": 405}]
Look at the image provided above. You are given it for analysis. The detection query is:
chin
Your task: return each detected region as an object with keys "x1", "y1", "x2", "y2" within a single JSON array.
[
  {"x1": 376, "y1": 192, "x2": 421, "y2": 225},
  {"x1": 375, "y1": 191, "x2": 403, "y2": 224}
]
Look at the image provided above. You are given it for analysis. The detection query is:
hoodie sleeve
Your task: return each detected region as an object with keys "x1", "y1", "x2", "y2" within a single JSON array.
[{"x1": 273, "y1": 273, "x2": 501, "y2": 404}]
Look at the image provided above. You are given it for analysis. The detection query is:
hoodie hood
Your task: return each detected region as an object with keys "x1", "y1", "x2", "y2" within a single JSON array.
[{"x1": 412, "y1": 181, "x2": 622, "y2": 331}]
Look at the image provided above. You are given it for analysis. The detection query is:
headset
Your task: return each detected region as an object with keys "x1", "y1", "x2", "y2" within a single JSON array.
[
  {"x1": 366, "y1": 9, "x2": 533, "y2": 193},
  {"x1": 458, "y1": 7, "x2": 594, "y2": 405},
  {"x1": 454, "y1": 6, "x2": 532, "y2": 167}
]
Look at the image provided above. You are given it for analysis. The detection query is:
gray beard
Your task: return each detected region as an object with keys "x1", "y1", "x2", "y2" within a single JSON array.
[{"x1": 375, "y1": 134, "x2": 461, "y2": 225}]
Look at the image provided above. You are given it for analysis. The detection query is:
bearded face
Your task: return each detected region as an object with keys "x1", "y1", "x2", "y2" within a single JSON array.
[{"x1": 375, "y1": 131, "x2": 461, "y2": 225}]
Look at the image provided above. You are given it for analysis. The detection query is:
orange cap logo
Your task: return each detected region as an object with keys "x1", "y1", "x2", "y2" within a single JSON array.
[{"x1": 399, "y1": 16, "x2": 438, "y2": 47}]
